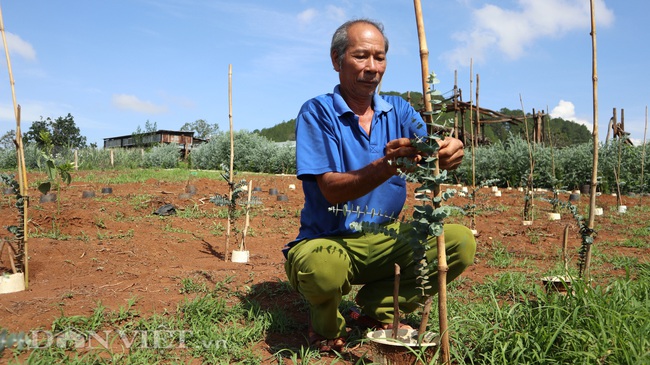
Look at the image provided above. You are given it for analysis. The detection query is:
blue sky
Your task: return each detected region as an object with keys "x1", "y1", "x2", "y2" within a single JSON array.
[{"x1": 0, "y1": 0, "x2": 647, "y2": 147}]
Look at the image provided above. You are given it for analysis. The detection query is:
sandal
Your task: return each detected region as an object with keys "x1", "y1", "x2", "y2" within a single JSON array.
[
  {"x1": 348, "y1": 306, "x2": 413, "y2": 330},
  {"x1": 308, "y1": 319, "x2": 346, "y2": 354}
]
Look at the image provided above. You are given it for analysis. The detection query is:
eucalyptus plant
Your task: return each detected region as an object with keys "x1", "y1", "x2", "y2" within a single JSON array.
[
  {"x1": 0, "y1": 173, "x2": 26, "y2": 273},
  {"x1": 567, "y1": 203, "x2": 596, "y2": 278},
  {"x1": 210, "y1": 164, "x2": 249, "y2": 259}
]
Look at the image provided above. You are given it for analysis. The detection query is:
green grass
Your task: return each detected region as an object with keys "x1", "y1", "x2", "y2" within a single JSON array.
[
  {"x1": 75, "y1": 168, "x2": 224, "y2": 185},
  {"x1": 486, "y1": 241, "x2": 514, "y2": 268},
  {"x1": 2, "y1": 267, "x2": 649, "y2": 364}
]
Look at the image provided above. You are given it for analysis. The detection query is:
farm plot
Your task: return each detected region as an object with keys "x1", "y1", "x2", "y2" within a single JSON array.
[{"x1": 0, "y1": 169, "x2": 648, "y2": 364}]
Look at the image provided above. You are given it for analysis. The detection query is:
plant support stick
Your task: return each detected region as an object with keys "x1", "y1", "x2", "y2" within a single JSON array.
[
  {"x1": 226, "y1": 64, "x2": 234, "y2": 261},
  {"x1": 392, "y1": 263, "x2": 400, "y2": 339},
  {"x1": 413, "y1": 1, "x2": 450, "y2": 362},
  {"x1": 1, "y1": 5, "x2": 29, "y2": 288},
  {"x1": 584, "y1": 0, "x2": 600, "y2": 282},
  {"x1": 240, "y1": 180, "x2": 253, "y2": 251}
]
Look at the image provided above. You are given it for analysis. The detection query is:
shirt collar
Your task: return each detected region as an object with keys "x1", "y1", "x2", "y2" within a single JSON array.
[{"x1": 332, "y1": 85, "x2": 394, "y2": 117}]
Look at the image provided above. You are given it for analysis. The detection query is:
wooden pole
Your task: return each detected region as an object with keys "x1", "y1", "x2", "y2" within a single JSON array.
[
  {"x1": 413, "y1": 0, "x2": 433, "y2": 124},
  {"x1": 584, "y1": 0, "x2": 600, "y2": 283},
  {"x1": 562, "y1": 224, "x2": 569, "y2": 276},
  {"x1": 453, "y1": 70, "x2": 459, "y2": 138},
  {"x1": 520, "y1": 95, "x2": 535, "y2": 222},
  {"x1": 240, "y1": 180, "x2": 253, "y2": 251},
  {"x1": 621, "y1": 108, "x2": 625, "y2": 133},
  {"x1": 641, "y1": 106, "x2": 648, "y2": 195},
  {"x1": 547, "y1": 107, "x2": 556, "y2": 182},
  {"x1": 226, "y1": 64, "x2": 234, "y2": 262},
  {"x1": 476, "y1": 74, "x2": 481, "y2": 146},
  {"x1": 413, "y1": 1, "x2": 449, "y2": 362},
  {"x1": 615, "y1": 109, "x2": 624, "y2": 207},
  {"x1": 392, "y1": 263, "x2": 401, "y2": 339},
  {"x1": 469, "y1": 60, "x2": 476, "y2": 231},
  {"x1": 459, "y1": 89, "x2": 466, "y2": 146},
  {"x1": 1, "y1": 5, "x2": 29, "y2": 288}
]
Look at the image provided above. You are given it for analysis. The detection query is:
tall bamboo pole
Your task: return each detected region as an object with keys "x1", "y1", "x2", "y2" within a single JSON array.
[
  {"x1": 453, "y1": 70, "x2": 459, "y2": 138},
  {"x1": 412, "y1": 1, "x2": 450, "y2": 363},
  {"x1": 1, "y1": 5, "x2": 29, "y2": 288},
  {"x1": 225, "y1": 64, "x2": 234, "y2": 262},
  {"x1": 584, "y1": 0, "x2": 600, "y2": 283},
  {"x1": 476, "y1": 74, "x2": 480, "y2": 149},
  {"x1": 520, "y1": 95, "x2": 535, "y2": 222},
  {"x1": 413, "y1": 0, "x2": 432, "y2": 125},
  {"x1": 641, "y1": 106, "x2": 648, "y2": 195}
]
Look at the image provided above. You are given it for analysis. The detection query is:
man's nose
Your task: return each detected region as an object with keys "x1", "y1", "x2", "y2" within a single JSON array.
[{"x1": 366, "y1": 57, "x2": 379, "y2": 72}]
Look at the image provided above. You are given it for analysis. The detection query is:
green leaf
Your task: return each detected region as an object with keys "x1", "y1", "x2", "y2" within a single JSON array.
[{"x1": 38, "y1": 182, "x2": 52, "y2": 195}]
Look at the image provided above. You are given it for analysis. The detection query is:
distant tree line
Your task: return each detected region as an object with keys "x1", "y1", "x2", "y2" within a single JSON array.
[{"x1": 254, "y1": 92, "x2": 591, "y2": 146}]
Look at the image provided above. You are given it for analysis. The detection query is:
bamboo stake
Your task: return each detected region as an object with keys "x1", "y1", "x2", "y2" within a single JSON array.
[
  {"x1": 225, "y1": 64, "x2": 234, "y2": 262},
  {"x1": 1, "y1": 5, "x2": 29, "y2": 288},
  {"x1": 240, "y1": 180, "x2": 253, "y2": 251},
  {"x1": 616, "y1": 109, "x2": 624, "y2": 207},
  {"x1": 584, "y1": 0, "x2": 600, "y2": 283},
  {"x1": 520, "y1": 95, "x2": 535, "y2": 222},
  {"x1": 476, "y1": 74, "x2": 480, "y2": 149},
  {"x1": 547, "y1": 107, "x2": 556, "y2": 183},
  {"x1": 392, "y1": 263, "x2": 401, "y2": 339},
  {"x1": 469, "y1": 60, "x2": 476, "y2": 231},
  {"x1": 641, "y1": 106, "x2": 648, "y2": 195},
  {"x1": 413, "y1": 0, "x2": 432, "y2": 125},
  {"x1": 453, "y1": 70, "x2": 459, "y2": 138},
  {"x1": 413, "y1": 1, "x2": 450, "y2": 362},
  {"x1": 562, "y1": 225, "x2": 569, "y2": 276}
]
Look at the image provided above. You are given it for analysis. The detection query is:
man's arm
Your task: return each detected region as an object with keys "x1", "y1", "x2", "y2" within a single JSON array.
[{"x1": 316, "y1": 137, "x2": 464, "y2": 205}]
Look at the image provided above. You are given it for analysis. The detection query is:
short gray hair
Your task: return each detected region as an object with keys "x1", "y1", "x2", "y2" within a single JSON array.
[{"x1": 330, "y1": 19, "x2": 389, "y2": 68}]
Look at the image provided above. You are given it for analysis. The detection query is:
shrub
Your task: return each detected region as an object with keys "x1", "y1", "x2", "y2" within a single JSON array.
[
  {"x1": 142, "y1": 144, "x2": 180, "y2": 169},
  {"x1": 0, "y1": 148, "x2": 17, "y2": 169}
]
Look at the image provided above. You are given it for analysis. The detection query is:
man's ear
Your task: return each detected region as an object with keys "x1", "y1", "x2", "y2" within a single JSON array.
[{"x1": 331, "y1": 52, "x2": 340, "y2": 72}]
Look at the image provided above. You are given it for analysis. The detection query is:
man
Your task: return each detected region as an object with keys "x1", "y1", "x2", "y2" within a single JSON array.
[{"x1": 284, "y1": 19, "x2": 476, "y2": 352}]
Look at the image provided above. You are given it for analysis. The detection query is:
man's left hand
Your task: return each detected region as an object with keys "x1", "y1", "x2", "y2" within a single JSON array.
[{"x1": 437, "y1": 137, "x2": 464, "y2": 170}]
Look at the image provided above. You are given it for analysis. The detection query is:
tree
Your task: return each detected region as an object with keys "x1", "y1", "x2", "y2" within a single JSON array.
[
  {"x1": 23, "y1": 118, "x2": 50, "y2": 147},
  {"x1": 51, "y1": 114, "x2": 87, "y2": 149},
  {"x1": 0, "y1": 129, "x2": 16, "y2": 149},
  {"x1": 131, "y1": 120, "x2": 158, "y2": 147},
  {"x1": 180, "y1": 119, "x2": 219, "y2": 140},
  {"x1": 23, "y1": 114, "x2": 87, "y2": 149}
]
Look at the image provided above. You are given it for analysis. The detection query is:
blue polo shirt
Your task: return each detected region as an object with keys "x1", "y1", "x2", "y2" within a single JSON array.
[{"x1": 284, "y1": 85, "x2": 426, "y2": 256}]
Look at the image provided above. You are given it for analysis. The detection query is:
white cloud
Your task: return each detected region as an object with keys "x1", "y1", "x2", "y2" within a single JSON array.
[
  {"x1": 550, "y1": 100, "x2": 591, "y2": 130},
  {"x1": 443, "y1": 0, "x2": 614, "y2": 67},
  {"x1": 297, "y1": 8, "x2": 318, "y2": 25},
  {"x1": 3, "y1": 32, "x2": 37, "y2": 61},
  {"x1": 111, "y1": 94, "x2": 167, "y2": 114}
]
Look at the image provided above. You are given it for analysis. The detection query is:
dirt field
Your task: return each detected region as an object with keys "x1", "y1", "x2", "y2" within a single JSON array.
[{"x1": 0, "y1": 171, "x2": 648, "y2": 362}]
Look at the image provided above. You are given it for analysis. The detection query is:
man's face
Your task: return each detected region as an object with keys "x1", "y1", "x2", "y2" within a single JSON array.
[{"x1": 333, "y1": 23, "x2": 387, "y2": 101}]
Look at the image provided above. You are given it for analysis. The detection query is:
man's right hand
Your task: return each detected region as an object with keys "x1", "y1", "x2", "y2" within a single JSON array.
[{"x1": 384, "y1": 138, "x2": 421, "y2": 174}]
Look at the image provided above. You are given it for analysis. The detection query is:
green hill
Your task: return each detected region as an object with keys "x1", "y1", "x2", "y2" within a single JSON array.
[{"x1": 255, "y1": 92, "x2": 591, "y2": 147}]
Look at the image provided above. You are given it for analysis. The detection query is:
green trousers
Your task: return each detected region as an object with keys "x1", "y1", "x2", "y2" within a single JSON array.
[{"x1": 284, "y1": 222, "x2": 476, "y2": 339}]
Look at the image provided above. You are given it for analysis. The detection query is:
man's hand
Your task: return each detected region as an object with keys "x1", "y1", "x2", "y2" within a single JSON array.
[
  {"x1": 384, "y1": 138, "x2": 421, "y2": 174},
  {"x1": 437, "y1": 137, "x2": 464, "y2": 170}
]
